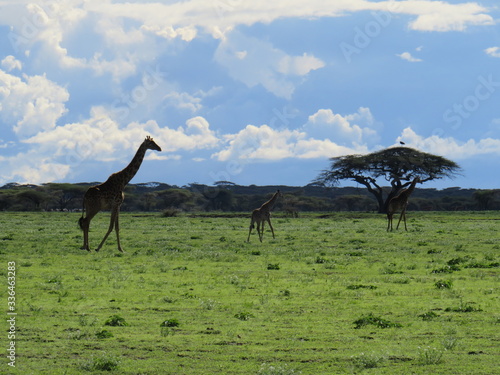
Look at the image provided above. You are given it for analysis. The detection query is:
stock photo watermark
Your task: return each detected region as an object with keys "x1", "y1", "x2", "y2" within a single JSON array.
[
  {"x1": 8, "y1": 3, "x2": 53, "y2": 54},
  {"x1": 111, "y1": 65, "x2": 166, "y2": 121},
  {"x1": 6, "y1": 262, "x2": 17, "y2": 368},
  {"x1": 443, "y1": 74, "x2": 500, "y2": 130},
  {"x1": 340, "y1": 5, "x2": 399, "y2": 64}
]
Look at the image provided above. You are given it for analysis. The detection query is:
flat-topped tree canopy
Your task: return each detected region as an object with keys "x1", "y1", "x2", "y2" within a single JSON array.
[{"x1": 315, "y1": 147, "x2": 462, "y2": 213}]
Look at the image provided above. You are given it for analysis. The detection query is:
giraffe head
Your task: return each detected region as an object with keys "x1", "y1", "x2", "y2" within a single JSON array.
[{"x1": 144, "y1": 136, "x2": 162, "y2": 152}]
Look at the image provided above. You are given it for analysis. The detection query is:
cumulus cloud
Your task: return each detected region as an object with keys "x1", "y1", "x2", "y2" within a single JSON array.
[
  {"x1": 0, "y1": 70, "x2": 69, "y2": 137},
  {"x1": 396, "y1": 127, "x2": 500, "y2": 159},
  {"x1": 400, "y1": 1, "x2": 494, "y2": 32},
  {"x1": 214, "y1": 30, "x2": 324, "y2": 98},
  {"x1": 213, "y1": 108, "x2": 378, "y2": 163},
  {"x1": 0, "y1": 104, "x2": 221, "y2": 184},
  {"x1": 141, "y1": 24, "x2": 197, "y2": 42},
  {"x1": 24, "y1": 108, "x2": 220, "y2": 162},
  {"x1": 212, "y1": 122, "x2": 369, "y2": 163},
  {"x1": 0, "y1": 151, "x2": 71, "y2": 185},
  {"x1": 303, "y1": 108, "x2": 380, "y2": 146},
  {"x1": 213, "y1": 125, "x2": 301, "y2": 162},
  {"x1": 1, "y1": 56, "x2": 22, "y2": 71},
  {"x1": 1, "y1": 1, "x2": 492, "y2": 86}
]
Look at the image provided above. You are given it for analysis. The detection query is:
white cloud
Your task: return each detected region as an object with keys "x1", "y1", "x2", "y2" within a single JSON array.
[
  {"x1": 213, "y1": 125, "x2": 300, "y2": 162},
  {"x1": 0, "y1": 151, "x2": 71, "y2": 184},
  {"x1": 277, "y1": 53, "x2": 325, "y2": 76},
  {"x1": 397, "y1": 52, "x2": 422, "y2": 62},
  {"x1": 484, "y1": 46, "x2": 500, "y2": 58},
  {"x1": 400, "y1": 1, "x2": 494, "y2": 32},
  {"x1": 294, "y1": 138, "x2": 368, "y2": 159},
  {"x1": 1, "y1": 56, "x2": 22, "y2": 71},
  {"x1": 162, "y1": 91, "x2": 202, "y2": 113},
  {"x1": 213, "y1": 108, "x2": 376, "y2": 163},
  {"x1": 87, "y1": 0, "x2": 494, "y2": 34},
  {"x1": 303, "y1": 108, "x2": 379, "y2": 146},
  {"x1": 396, "y1": 127, "x2": 500, "y2": 159},
  {"x1": 24, "y1": 108, "x2": 220, "y2": 159},
  {"x1": 0, "y1": 107, "x2": 220, "y2": 184},
  {"x1": 214, "y1": 30, "x2": 324, "y2": 98},
  {"x1": 0, "y1": 1, "x2": 492, "y2": 86},
  {"x1": 0, "y1": 70, "x2": 69, "y2": 137},
  {"x1": 141, "y1": 24, "x2": 197, "y2": 42}
]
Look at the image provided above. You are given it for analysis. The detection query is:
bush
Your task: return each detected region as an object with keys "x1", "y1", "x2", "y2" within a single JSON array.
[
  {"x1": 234, "y1": 312, "x2": 254, "y2": 321},
  {"x1": 81, "y1": 353, "x2": 120, "y2": 371},
  {"x1": 104, "y1": 315, "x2": 128, "y2": 327},
  {"x1": 353, "y1": 313, "x2": 402, "y2": 329},
  {"x1": 258, "y1": 363, "x2": 301, "y2": 375},
  {"x1": 95, "y1": 329, "x2": 114, "y2": 339},
  {"x1": 418, "y1": 311, "x2": 439, "y2": 321},
  {"x1": 160, "y1": 318, "x2": 180, "y2": 327},
  {"x1": 351, "y1": 352, "x2": 386, "y2": 369},
  {"x1": 417, "y1": 346, "x2": 444, "y2": 365},
  {"x1": 435, "y1": 279, "x2": 453, "y2": 289}
]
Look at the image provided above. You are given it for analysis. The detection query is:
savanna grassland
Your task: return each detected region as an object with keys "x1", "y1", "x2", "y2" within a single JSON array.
[{"x1": 0, "y1": 211, "x2": 499, "y2": 374}]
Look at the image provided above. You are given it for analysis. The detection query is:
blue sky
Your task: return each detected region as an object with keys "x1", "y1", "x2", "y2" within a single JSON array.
[{"x1": 0, "y1": 0, "x2": 499, "y2": 189}]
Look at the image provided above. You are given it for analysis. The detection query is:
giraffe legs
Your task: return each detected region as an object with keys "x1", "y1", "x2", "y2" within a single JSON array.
[
  {"x1": 247, "y1": 217, "x2": 255, "y2": 242},
  {"x1": 258, "y1": 220, "x2": 264, "y2": 242},
  {"x1": 266, "y1": 217, "x2": 275, "y2": 239},
  {"x1": 80, "y1": 208, "x2": 99, "y2": 251},
  {"x1": 114, "y1": 209, "x2": 123, "y2": 252},
  {"x1": 386, "y1": 213, "x2": 393, "y2": 232},
  {"x1": 96, "y1": 207, "x2": 124, "y2": 252},
  {"x1": 396, "y1": 208, "x2": 407, "y2": 231}
]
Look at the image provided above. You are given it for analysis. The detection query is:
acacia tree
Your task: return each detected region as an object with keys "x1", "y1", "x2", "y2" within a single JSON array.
[{"x1": 315, "y1": 147, "x2": 462, "y2": 213}]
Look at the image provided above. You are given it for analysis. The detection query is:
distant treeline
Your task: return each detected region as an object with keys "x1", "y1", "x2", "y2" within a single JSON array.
[{"x1": 0, "y1": 181, "x2": 499, "y2": 213}]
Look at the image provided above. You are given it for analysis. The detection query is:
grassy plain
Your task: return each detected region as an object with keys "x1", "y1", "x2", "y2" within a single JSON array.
[{"x1": 0, "y1": 211, "x2": 499, "y2": 374}]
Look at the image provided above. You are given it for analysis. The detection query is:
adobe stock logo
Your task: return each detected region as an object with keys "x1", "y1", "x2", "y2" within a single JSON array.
[
  {"x1": 339, "y1": 8, "x2": 398, "y2": 63},
  {"x1": 443, "y1": 75, "x2": 500, "y2": 130}
]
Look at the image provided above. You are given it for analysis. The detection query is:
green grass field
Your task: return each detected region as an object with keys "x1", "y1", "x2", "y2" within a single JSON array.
[{"x1": 0, "y1": 211, "x2": 499, "y2": 374}]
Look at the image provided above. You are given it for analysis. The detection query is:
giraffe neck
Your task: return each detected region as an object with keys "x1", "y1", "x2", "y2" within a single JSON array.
[
  {"x1": 398, "y1": 178, "x2": 418, "y2": 201},
  {"x1": 261, "y1": 191, "x2": 279, "y2": 211},
  {"x1": 406, "y1": 178, "x2": 419, "y2": 195},
  {"x1": 113, "y1": 143, "x2": 148, "y2": 188}
]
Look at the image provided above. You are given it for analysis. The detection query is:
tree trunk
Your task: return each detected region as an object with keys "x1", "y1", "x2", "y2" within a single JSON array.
[{"x1": 354, "y1": 177, "x2": 386, "y2": 213}]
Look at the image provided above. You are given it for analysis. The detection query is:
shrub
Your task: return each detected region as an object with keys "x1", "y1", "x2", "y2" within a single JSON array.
[
  {"x1": 353, "y1": 313, "x2": 402, "y2": 329},
  {"x1": 161, "y1": 209, "x2": 179, "y2": 217},
  {"x1": 258, "y1": 363, "x2": 301, "y2": 375},
  {"x1": 351, "y1": 352, "x2": 386, "y2": 369},
  {"x1": 104, "y1": 315, "x2": 128, "y2": 327},
  {"x1": 95, "y1": 329, "x2": 113, "y2": 339},
  {"x1": 160, "y1": 318, "x2": 180, "y2": 327},
  {"x1": 445, "y1": 302, "x2": 482, "y2": 313},
  {"x1": 267, "y1": 263, "x2": 280, "y2": 270},
  {"x1": 234, "y1": 312, "x2": 254, "y2": 321},
  {"x1": 346, "y1": 284, "x2": 377, "y2": 290},
  {"x1": 81, "y1": 353, "x2": 120, "y2": 371},
  {"x1": 435, "y1": 279, "x2": 453, "y2": 289},
  {"x1": 418, "y1": 311, "x2": 439, "y2": 321},
  {"x1": 417, "y1": 346, "x2": 444, "y2": 365},
  {"x1": 431, "y1": 265, "x2": 460, "y2": 274}
]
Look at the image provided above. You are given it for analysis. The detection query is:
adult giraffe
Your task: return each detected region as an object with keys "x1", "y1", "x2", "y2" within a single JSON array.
[
  {"x1": 79, "y1": 136, "x2": 161, "y2": 252},
  {"x1": 386, "y1": 177, "x2": 420, "y2": 232},
  {"x1": 247, "y1": 190, "x2": 282, "y2": 242}
]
